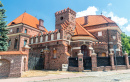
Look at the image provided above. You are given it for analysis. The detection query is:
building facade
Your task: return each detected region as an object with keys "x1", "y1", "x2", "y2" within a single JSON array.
[{"x1": 7, "y1": 8, "x2": 122, "y2": 70}]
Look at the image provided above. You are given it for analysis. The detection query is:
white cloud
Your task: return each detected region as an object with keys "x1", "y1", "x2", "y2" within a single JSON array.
[
  {"x1": 76, "y1": 6, "x2": 98, "y2": 18},
  {"x1": 108, "y1": 3, "x2": 112, "y2": 6},
  {"x1": 126, "y1": 25, "x2": 130, "y2": 31},
  {"x1": 103, "y1": 11, "x2": 128, "y2": 26}
]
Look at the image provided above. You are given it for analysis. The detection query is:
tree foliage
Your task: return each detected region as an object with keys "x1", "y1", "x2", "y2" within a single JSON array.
[
  {"x1": 121, "y1": 33, "x2": 130, "y2": 55},
  {"x1": 0, "y1": 1, "x2": 8, "y2": 51}
]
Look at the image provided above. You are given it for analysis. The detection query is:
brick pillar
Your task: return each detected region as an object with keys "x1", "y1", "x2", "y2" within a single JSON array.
[
  {"x1": 44, "y1": 53, "x2": 49, "y2": 69},
  {"x1": 109, "y1": 51, "x2": 115, "y2": 70},
  {"x1": 78, "y1": 50, "x2": 84, "y2": 72},
  {"x1": 124, "y1": 51, "x2": 129, "y2": 69},
  {"x1": 22, "y1": 44, "x2": 30, "y2": 71},
  {"x1": 91, "y1": 50, "x2": 97, "y2": 71}
]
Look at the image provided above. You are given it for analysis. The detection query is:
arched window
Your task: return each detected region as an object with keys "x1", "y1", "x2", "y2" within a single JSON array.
[
  {"x1": 81, "y1": 45, "x2": 88, "y2": 57},
  {"x1": 53, "y1": 50, "x2": 57, "y2": 58},
  {"x1": 51, "y1": 34, "x2": 54, "y2": 40},
  {"x1": 40, "y1": 36, "x2": 43, "y2": 42},
  {"x1": 45, "y1": 35, "x2": 48, "y2": 42},
  {"x1": 57, "y1": 32, "x2": 60, "y2": 39}
]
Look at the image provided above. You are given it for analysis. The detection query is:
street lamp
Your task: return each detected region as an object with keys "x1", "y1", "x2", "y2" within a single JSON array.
[{"x1": 43, "y1": 46, "x2": 50, "y2": 54}]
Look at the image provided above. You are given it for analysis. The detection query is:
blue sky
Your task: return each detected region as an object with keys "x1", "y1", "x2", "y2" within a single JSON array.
[{"x1": 1, "y1": 0, "x2": 130, "y2": 36}]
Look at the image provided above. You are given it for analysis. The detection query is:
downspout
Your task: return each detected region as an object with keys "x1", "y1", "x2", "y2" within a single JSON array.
[{"x1": 107, "y1": 29, "x2": 110, "y2": 54}]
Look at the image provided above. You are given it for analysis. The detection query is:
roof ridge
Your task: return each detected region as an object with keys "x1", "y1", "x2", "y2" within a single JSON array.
[{"x1": 101, "y1": 15, "x2": 109, "y2": 23}]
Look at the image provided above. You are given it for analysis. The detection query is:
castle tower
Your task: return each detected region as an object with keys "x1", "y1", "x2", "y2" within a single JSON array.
[{"x1": 55, "y1": 8, "x2": 76, "y2": 40}]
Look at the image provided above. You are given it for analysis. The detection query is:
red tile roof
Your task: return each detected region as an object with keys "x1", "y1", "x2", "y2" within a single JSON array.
[
  {"x1": 8, "y1": 12, "x2": 48, "y2": 32},
  {"x1": 76, "y1": 15, "x2": 115, "y2": 27},
  {"x1": 0, "y1": 51, "x2": 27, "y2": 55},
  {"x1": 74, "y1": 21, "x2": 97, "y2": 39}
]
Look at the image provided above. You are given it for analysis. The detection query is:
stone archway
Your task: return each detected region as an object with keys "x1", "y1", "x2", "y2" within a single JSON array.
[{"x1": 0, "y1": 59, "x2": 10, "y2": 78}]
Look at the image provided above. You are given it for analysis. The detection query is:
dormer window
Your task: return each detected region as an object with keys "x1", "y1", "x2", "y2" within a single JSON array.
[{"x1": 11, "y1": 22, "x2": 15, "y2": 25}]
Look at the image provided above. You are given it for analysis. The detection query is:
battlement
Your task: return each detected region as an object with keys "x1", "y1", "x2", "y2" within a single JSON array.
[{"x1": 55, "y1": 7, "x2": 76, "y2": 16}]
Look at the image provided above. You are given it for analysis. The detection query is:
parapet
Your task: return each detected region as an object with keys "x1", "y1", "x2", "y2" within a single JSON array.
[{"x1": 55, "y1": 7, "x2": 76, "y2": 16}]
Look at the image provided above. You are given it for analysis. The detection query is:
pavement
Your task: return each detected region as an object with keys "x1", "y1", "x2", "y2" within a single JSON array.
[{"x1": 1, "y1": 69, "x2": 130, "y2": 82}]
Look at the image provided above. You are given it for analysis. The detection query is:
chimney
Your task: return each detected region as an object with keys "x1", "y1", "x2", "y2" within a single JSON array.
[
  {"x1": 108, "y1": 17, "x2": 111, "y2": 19},
  {"x1": 39, "y1": 19, "x2": 44, "y2": 26}
]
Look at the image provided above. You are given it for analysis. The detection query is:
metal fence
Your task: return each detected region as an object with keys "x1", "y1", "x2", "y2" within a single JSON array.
[
  {"x1": 69, "y1": 57, "x2": 78, "y2": 67},
  {"x1": 114, "y1": 56, "x2": 125, "y2": 65},
  {"x1": 28, "y1": 56, "x2": 44, "y2": 70},
  {"x1": 97, "y1": 57, "x2": 111, "y2": 67}
]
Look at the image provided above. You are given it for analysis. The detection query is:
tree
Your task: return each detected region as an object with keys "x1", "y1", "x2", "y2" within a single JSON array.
[
  {"x1": 0, "y1": 1, "x2": 8, "y2": 51},
  {"x1": 121, "y1": 33, "x2": 130, "y2": 55}
]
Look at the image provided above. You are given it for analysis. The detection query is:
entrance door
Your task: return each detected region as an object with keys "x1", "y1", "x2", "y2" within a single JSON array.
[{"x1": 81, "y1": 45, "x2": 88, "y2": 57}]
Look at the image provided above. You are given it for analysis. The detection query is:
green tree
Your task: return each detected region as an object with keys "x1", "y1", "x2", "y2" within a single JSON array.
[
  {"x1": 121, "y1": 33, "x2": 130, "y2": 55},
  {"x1": 0, "y1": 1, "x2": 8, "y2": 51}
]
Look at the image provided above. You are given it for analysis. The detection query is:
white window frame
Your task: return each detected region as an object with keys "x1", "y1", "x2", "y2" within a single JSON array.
[
  {"x1": 57, "y1": 32, "x2": 60, "y2": 39},
  {"x1": 98, "y1": 31, "x2": 102, "y2": 36},
  {"x1": 51, "y1": 34, "x2": 54, "y2": 40}
]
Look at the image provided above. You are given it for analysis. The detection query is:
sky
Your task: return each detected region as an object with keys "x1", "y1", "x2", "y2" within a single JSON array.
[{"x1": 1, "y1": 0, "x2": 130, "y2": 36}]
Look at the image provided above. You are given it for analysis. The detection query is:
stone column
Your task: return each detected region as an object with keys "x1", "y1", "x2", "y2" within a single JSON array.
[
  {"x1": 109, "y1": 51, "x2": 115, "y2": 70},
  {"x1": 78, "y1": 50, "x2": 84, "y2": 72},
  {"x1": 124, "y1": 51, "x2": 129, "y2": 69},
  {"x1": 91, "y1": 50, "x2": 97, "y2": 71}
]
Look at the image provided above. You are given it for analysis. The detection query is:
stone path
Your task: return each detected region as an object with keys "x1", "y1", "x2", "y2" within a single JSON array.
[{"x1": 1, "y1": 69, "x2": 130, "y2": 82}]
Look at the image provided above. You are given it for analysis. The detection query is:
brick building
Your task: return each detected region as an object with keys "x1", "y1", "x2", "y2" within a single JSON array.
[{"x1": 7, "y1": 8, "x2": 122, "y2": 70}]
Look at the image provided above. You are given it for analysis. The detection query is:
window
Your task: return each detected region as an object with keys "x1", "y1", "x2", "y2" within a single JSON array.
[
  {"x1": 14, "y1": 39, "x2": 18, "y2": 49},
  {"x1": 10, "y1": 29, "x2": 12, "y2": 32},
  {"x1": 40, "y1": 36, "x2": 43, "y2": 42},
  {"x1": 53, "y1": 50, "x2": 57, "y2": 58},
  {"x1": 60, "y1": 16, "x2": 63, "y2": 20},
  {"x1": 57, "y1": 33, "x2": 60, "y2": 39},
  {"x1": 98, "y1": 31, "x2": 102, "y2": 36},
  {"x1": 16, "y1": 28, "x2": 19, "y2": 33},
  {"x1": 8, "y1": 40, "x2": 11, "y2": 46},
  {"x1": 45, "y1": 35, "x2": 48, "y2": 42},
  {"x1": 24, "y1": 40, "x2": 27, "y2": 46},
  {"x1": 36, "y1": 37, "x2": 38, "y2": 43},
  {"x1": 25, "y1": 29, "x2": 27, "y2": 33},
  {"x1": 31, "y1": 38, "x2": 33, "y2": 44},
  {"x1": 51, "y1": 34, "x2": 54, "y2": 40}
]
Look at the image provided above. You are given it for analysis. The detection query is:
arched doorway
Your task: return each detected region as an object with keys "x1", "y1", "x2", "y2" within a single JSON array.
[
  {"x1": 102, "y1": 53, "x2": 106, "y2": 57},
  {"x1": 81, "y1": 45, "x2": 88, "y2": 57},
  {"x1": 0, "y1": 59, "x2": 10, "y2": 78}
]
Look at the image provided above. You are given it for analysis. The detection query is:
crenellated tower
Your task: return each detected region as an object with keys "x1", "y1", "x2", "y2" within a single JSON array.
[{"x1": 55, "y1": 8, "x2": 76, "y2": 40}]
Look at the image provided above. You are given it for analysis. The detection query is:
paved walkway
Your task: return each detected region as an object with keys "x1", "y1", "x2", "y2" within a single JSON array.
[{"x1": 1, "y1": 69, "x2": 130, "y2": 82}]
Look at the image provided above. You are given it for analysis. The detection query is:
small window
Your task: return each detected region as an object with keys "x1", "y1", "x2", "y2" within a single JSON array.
[
  {"x1": 8, "y1": 40, "x2": 11, "y2": 46},
  {"x1": 60, "y1": 16, "x2": 63, "y2": 20},
  {"x1": 53, "y1": 50, "x2": 57, "y2": 58},
  {"x1": 25, "y1": 29, "x2": 27, "y2": 33},
  {"x1": 16, "y1": 28, "x2": 19, "y2": 33},
  {"x1": 45, "y1": 35, "x2": 48, "y2": 42},
  {"x1": 10, "y1": 29, "x2": 12, "y2": 32},
  {"x1": 51, "y1": 34, "x2": 54, "y2": 40},
  {"x1": 14, "y1": 39, "x2": 18, "y2": 49},
  {"x1": 98, "y1": 31, "x2": 102, "y2": 36},
  {"x1": 24, "y1": 40, "x2": 27, "y2": 46}
]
